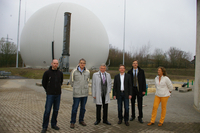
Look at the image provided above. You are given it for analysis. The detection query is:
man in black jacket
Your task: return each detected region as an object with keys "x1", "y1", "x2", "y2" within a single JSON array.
[
  {"x1": 128, "y1": 60, "x2": 146, "y2": 124},
  {"x1": 41, "y1": 59, "x2": 63, "y2": 133},
  {"x1": 113, "y1": 64, "x2": 132, "y2": 126}
]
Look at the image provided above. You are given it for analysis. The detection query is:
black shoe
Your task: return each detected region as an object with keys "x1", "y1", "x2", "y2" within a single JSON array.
[
  {"x1": 94, "y1": 121, "x2": 100, "y2": 125},
  {"x1": 118, "y1": 120, "x2": 122, "y2": 124},
  {"x1": 138, "y1": 118, "x2": 144, "y2": 123},
  {"x1": 125, "y1": 121, "x2": 129, "y2": 126},
  {"x1": 103, "y1": 121, "x2": 111, "y2": 125},
  {"x1": 130, "y1": 117, "x2": 135, "y2": 121},
  {"x1": 51, "y1": 125, "x2": 60, "y2": 130},
  {"x1": 41, "y1": 129, "x2": 47, "y2": 133}
]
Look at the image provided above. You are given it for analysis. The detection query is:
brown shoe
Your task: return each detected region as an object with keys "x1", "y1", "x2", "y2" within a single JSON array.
[
  {"x1": 158, "y1": 123, "x2": 163, "y2": 127},
  {"x1": 118, "y1": 120, "x2": 122, "y2": 124},
  {"x1": 125, "y1": 121, "x2": 129, "y2": 126},
  {"x1": 79, "y1": 121, "x2": 86, "y2": 126},
  {"x1": 70, "y1": 123, "x2": 75, "y2": 129},
  {"x1": 147, "y1": 122, "x2": 154, "y2": 126}
]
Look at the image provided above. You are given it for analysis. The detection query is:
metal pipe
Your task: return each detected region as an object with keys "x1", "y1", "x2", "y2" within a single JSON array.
[
  {"x1": 123, "y1": 0, "x2": 126, "y2": 65},
  {"x1": 52, "y1": 41, "x2": 54, "y2": 60},
  {"x1": 60, "y1": 12, "x2": 71, "y2": 74},
  {"x1": 16, "y1": 0, "x2": 21, "y2": 68},
  {"x1": 62, "y1": 12, "x2": 71, "y2": 56}
]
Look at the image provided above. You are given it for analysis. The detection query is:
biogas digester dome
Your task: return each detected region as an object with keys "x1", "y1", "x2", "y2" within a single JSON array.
[{"x1": 20, "y1": 2, "x2": 109, "y2": 69}]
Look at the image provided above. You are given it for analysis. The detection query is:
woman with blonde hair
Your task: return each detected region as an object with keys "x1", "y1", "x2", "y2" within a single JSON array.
[{"x1": 147, "y1": 67, "x2": 173, "y2": 127}]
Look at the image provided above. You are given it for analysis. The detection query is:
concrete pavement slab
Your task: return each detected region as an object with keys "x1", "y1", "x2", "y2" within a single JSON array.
[{"x1": 0, "y1": 79, "x2": 200, "y2": 133}]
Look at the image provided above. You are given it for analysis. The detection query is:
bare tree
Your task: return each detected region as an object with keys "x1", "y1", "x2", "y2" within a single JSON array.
[
  {"x1": 106, "y1": 44, "x2": 193, "y2": 69},
  {"x1": 0, "y1": 37, "x2": 17, "y2": 67},
  {"x1": 131, "y1": 43, "x2": 151, "y2": 67},
  {"x1": 152, "y1": 48, "x2": 168, "y2": 67},
  {"x1": 167, "y1": 47, "x2": 192, "y2": 68}
]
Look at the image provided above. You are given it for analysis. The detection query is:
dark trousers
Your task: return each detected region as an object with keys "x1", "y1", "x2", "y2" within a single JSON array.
[
  {"x1": 96, "y1": 95, "x2": 108, "y2": 122},
  {"x1": 70, "y1": 97, "x2": 88, "y2": 124},
  {"x1": 131, "y1": 87, "x2": 143, "y2": 119},
  {"x1": 42, "y1": 95, "x2": 61, "y2": 129},
  {"x1": 117, "y1": 92, "x2": 129, "y2": 122}
]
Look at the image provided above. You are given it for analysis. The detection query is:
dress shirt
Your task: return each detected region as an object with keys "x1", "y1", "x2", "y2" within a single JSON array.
[
  {"x1": 120, "y1": 73, "x2": 125, "y2": 91},
  {"x1": 78, "y1": 66, "x2": 84, "y2": 72},
  {"x1": 101, "y1": 72, "x2": 106, "y2": 80},
  {"x1": 133, "y1": 68, "x2": 138, "y2": 77},
  {"x1": 155, "y1": 76, "x2": 173, "y2": 97}
]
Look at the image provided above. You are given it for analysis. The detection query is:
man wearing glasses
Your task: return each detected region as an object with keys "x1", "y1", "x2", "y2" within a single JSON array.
[
  {"x1": 69, "y1": 58, "x2": 90, "y2": 128},
  {"x1": 113, "y1": 64, "x2": 132, "y2": 126},
  {"x1": 92, "y1": 63, "x2": 112, "y2": 125}
]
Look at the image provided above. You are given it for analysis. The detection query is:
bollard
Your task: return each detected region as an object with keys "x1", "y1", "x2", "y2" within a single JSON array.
[
  {"x1": 187, "y1": 79, "x2": 189, "y2": 88},
  {"x1": 145, "y1": 84, "x2": 148, "y2": 96},
  {"x1": 192, "y1": 80, "x2": 193, "y2": 85}
]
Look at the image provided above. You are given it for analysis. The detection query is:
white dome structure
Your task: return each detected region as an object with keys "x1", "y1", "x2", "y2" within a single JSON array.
[{"x1": 20, "y1": 2, "x2": 109, "y2": 69}]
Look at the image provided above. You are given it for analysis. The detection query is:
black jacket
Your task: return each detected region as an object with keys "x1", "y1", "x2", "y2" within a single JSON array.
[
  {"x1": 42, "y1": 66, "x2": 63, "y2": 95},
  {"x1": 127, "y1": 66, "x2": 146, "y2": 96},
  {"x1": 113, "y1": 73, "x2": 132, "y2": 99}
]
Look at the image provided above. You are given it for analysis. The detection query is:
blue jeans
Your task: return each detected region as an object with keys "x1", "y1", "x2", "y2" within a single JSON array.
[
  {"x1": 117, "y1": 92, "x2": 129, "y2": 122},
  {"x1": 70, "y1": 97, "x2": 88, "y2": 124},
  {"x1": 42, "y1": 95, "x2": 61, "y2": 129}
]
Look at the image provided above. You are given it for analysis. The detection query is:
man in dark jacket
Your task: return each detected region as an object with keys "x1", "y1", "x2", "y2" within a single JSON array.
[
  {"x1": 113, "y1": 64, "x2": 132, "y2": 126},
  {"x1": 41, "y1": 59, "x2": 63, "y2": 133},
  {"x1": 127, "y1": 60, "x2": 146, "y2": 124}
]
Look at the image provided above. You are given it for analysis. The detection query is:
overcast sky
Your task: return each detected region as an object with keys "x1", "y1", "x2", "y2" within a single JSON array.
[{"x1": 0, "y1": 0, "x2": 197, "y2": 57}]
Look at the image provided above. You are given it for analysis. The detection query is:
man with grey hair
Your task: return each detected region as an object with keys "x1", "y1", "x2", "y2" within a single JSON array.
[
  {"x1": 69, "y1": 58, "x2": 90, "y2": 128},
  {"x1": 92, "y1": 63, "x2": 112, "y2": 125}
]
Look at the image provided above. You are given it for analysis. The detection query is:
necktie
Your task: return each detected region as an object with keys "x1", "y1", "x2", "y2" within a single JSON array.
[
  {"x1": 134, "y1": 70, "x2": 137, "y2": 86},
  {"x1": 103, "y1": 73, "x2": 105, "y2": 84}
]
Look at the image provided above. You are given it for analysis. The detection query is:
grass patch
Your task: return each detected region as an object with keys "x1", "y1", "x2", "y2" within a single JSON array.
[
  {"x1": 0, "y1": 67, "x2": 46, "y2": 79},
  {"x1": 0, "y1": 67, "x2": 195, "y2": 82}
]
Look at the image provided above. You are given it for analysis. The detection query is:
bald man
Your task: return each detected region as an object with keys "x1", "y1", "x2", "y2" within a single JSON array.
[{"x1": 41, "y1": 59, "x2": 63, "y2": 133}]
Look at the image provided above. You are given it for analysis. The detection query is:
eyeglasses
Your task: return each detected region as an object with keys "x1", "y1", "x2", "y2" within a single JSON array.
[{"x1": 80, "y1": 62, "x2": 86, "y2": 64}]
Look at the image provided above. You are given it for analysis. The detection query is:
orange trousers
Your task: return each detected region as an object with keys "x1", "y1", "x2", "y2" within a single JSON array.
[{"x1": 150, "y1": 95, "x2": 169, "y2": 124}]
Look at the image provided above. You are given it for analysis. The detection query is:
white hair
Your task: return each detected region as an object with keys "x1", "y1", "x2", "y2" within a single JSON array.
[{"x1": 100, "y1": 63, "x2": 106, "y2": 67}]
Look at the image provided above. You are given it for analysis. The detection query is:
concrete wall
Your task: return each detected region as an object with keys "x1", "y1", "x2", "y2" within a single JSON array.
[{"x1": 194, "y1": 0, "x2": 200, "y2": 111}]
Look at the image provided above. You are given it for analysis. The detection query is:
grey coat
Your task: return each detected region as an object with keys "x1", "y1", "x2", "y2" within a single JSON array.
[
  {"x1": 70, "y1": 65, "x2": 90, "y2": 98},
  {"x1": 92, "y1": 71, "x2": 112, "y2": 105}
]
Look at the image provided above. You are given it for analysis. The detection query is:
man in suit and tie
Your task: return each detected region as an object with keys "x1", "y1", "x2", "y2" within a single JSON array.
[
  {"x1": 92, "y1": 63, "x2": 112, "y2": 125},
  {"x1": 127, "y1": 60, "x2": 146, "y2": 124},
  {"x1": 113, "y1": 64, "x2": 132, "y2": 126}
]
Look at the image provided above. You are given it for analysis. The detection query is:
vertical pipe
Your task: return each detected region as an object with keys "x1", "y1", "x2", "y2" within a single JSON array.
[
  {"x1": 7, "y1": 34, "x2": 8, "y2": 43},
  {"x1": 60, "y1": 12, "x2": 71, "y2": 73},
  {"x1": 52, "y1": 41, "x2": 54, "y2": 60},
  {"x1": 62, "y1": 12, "x2": 71, "y2": 56},
  {"x1": 22, "y1": 0, "x2": 27, "y2": 67},
  {"x1": 194, "y1": 0, "x2": 200, "y2": 111},
  {"x1": 16, "y1": 0, "x2": 21, "y2": 68},
  {"x1": 24, "y1": 0, "x2": 26, "y2": 24},
  {"x1": 123, "y1": 0, "x2": 126, "y2": 65}
]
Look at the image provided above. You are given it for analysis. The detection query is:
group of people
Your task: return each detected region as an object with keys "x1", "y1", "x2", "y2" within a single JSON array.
[{"x1": 41, "y1": 58, "x2": 173, "y2": 133}]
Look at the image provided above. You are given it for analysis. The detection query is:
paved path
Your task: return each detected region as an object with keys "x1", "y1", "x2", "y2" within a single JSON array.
[{"x1": 0, "y1": 79, "x2": 200, "y2": 133}]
